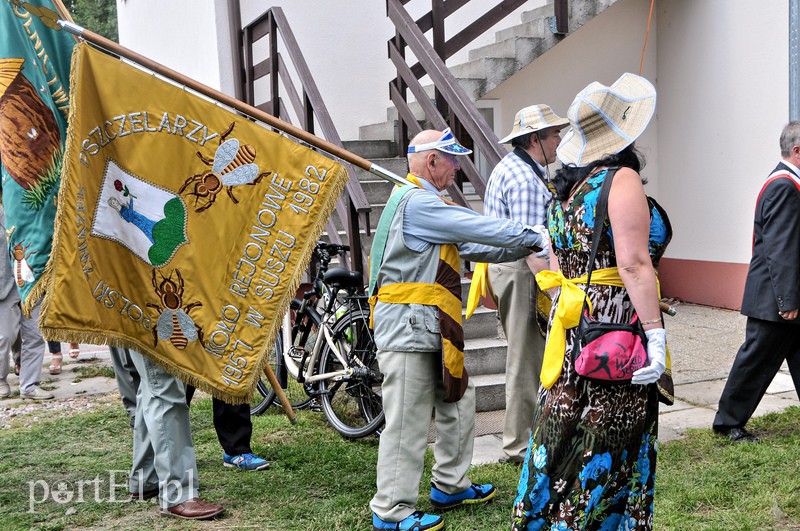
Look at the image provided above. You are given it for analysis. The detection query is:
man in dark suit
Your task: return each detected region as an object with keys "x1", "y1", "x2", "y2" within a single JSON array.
[{"x1": 713, "y1": 120, "x2": 800, "y2": 443}]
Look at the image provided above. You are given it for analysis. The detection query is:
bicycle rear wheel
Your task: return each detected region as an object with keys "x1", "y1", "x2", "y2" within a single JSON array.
[{"x1": 319, "y1": 306, "x2": 384, "y2": 439}]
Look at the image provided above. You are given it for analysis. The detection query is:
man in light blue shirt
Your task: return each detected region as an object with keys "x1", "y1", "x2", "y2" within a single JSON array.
[{"x1": 370, "y1": 128, "x2": 546, "y2": 531}]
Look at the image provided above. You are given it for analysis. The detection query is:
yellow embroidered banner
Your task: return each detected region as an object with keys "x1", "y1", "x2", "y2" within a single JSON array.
[{"x1": 40, "y1": 43, "x2": 348, "y2": 402}]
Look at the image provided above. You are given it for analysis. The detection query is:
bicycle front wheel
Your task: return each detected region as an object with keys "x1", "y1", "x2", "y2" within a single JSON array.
[
  {"x1": 249, "y1": 304, "x2": 316, "y2": 415},
  {"x1": 319, "y1": 307, "x2": 384, "y2": 439}
]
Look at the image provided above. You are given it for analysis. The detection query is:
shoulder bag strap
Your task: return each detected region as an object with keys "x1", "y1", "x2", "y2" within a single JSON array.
[{"x1": 582, "y1": 167, "x2": 619, "y2": 303}]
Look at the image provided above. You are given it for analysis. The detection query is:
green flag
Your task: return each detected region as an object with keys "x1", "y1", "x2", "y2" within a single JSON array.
[{"x1": 0, "y1": 0, "x2": 75, "y2": 313}]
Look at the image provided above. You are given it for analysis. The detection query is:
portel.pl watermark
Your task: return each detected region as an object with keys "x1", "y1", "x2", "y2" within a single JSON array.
[{"x1": 27, "y1": 469, "x2": 194, "y2": 513}]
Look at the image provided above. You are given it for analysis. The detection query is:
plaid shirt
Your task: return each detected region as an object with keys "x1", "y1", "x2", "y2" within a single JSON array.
[{"x1": 484, "y1": 151, "x2": 552, "y2": 226}]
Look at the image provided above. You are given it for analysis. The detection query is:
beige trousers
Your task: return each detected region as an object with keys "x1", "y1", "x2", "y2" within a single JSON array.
[
  {"x1": 370, "y1": 349, "x2": 475, "y2": 522},
  {"x1": 489, "y1": 258, "x2": 545, "y2": 460}
]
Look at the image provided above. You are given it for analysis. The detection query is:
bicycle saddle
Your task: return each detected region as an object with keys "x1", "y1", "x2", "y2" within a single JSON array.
[{"x1": 324, "y1": 268, "x2": 363, "y2": 290}]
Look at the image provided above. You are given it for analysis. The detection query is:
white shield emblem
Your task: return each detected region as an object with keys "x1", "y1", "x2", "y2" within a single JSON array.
[{"x1": 91, "y1": 160, "x2": 188, "y2": 267}]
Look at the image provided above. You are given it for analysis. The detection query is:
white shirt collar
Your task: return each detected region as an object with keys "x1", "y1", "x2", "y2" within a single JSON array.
[{"x1": 783, "y1": 159, "x2": 800, "y2": 177}]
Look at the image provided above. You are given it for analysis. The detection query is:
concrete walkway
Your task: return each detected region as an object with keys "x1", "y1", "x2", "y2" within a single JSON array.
[
  {"x1": 472, "y1": 303, "x2": 800, "y2": 465},
  {"x1": 1, "y1": 342, "x2": 114, "y2": 403}
]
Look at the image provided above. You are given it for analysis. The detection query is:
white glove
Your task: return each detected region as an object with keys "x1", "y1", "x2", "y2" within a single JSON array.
[
  {"x1": 631, "y1": 328, "x2": 666, "y2": 385},
  {"x1": 531, "y1": 224, "x2": 550, "y2": 258}
]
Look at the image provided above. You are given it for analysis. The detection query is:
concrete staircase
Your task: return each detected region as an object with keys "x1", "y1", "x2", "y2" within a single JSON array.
[{"x1": 358, "y1": 0, "x2": 619, "y2": 142}]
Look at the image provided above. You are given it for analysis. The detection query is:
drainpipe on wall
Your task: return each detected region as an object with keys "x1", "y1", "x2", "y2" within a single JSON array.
[{"x1": 791, "y1": 0, "x2": 800, "y2": 121}]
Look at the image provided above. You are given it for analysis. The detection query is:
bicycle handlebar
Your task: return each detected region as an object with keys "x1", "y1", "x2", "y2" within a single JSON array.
[
  {"x1": 315, "y1": 241, "x2": 350, "y2": 259},
  {"x1": 303, "y1": 241, "x2": 352, "y2": 301}
]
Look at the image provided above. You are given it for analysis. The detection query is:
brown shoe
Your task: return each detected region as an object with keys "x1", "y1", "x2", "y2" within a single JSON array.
[
  {"x1": 161, "y1": 498, "x2": 224, "y2": 520},
  {"x1": 129, "y1": 487, "x2": 159, "y2": 501}
]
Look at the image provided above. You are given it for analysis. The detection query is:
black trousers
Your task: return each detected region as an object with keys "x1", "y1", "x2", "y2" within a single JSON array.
[
  {"x1": 713, "y1": 316, "x2": 800, "y2": 430},
  {"x1": 185, "y1": 385, "x2": 253, "y2": 456}
]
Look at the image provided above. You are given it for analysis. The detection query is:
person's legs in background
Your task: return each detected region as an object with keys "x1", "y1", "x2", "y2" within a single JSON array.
[
  {"x1": 185, "y1": 385, "x2": 269, "y2": 471},
  {"x1": 11, "y1": 334, "x2": 20, "y2": 376},
  {"x1": 109, "y1": 346, "x2": 140, "y2": 428},
  {"x1": 47, "y1": 341, "x2": 63, "y2": 375},
  {"x1": 489, "y1": 260, "x2": 543, "y2": 464},
  {"x1": 0, "y1": 309, "x2": 12, "y2": 399},
  {"x1": 18, "y1": 302, "x2": 51, "y2": 400},
  {"x1": 129, "y1": 349, "x2": 223, "y2": 519}
]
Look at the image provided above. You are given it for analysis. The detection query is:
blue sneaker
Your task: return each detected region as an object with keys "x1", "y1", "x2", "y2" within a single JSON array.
[
  {"x1": 222, "y1": 452, "x2": 270, "y2": 471},
  {"x1": 372, "y1": 511, "x2": 444, "y2": 531},
  {"x1": 430, "y1": 483, "x2": 496, "y2": 510}
]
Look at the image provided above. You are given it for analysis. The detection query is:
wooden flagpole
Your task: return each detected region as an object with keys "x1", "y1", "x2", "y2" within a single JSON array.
[
  {"x1": 57, "y1": 21, "x2": 411, "y2": 188},
  {"x1": 50, "y1": 0, "x2": 74, "y2": 24}
]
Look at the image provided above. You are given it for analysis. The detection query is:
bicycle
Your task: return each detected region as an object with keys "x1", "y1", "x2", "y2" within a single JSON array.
[{"x1": 250, "y1": 241, "x2": 385, "y2": 439}]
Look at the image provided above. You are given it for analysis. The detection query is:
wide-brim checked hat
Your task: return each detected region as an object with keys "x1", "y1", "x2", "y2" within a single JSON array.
[
  {"x1": 556, "y1": 73, "x2": 656, "y2": 167},
  {"x1": 498, "y1": 104, "x2": 569, "y2": 144}
]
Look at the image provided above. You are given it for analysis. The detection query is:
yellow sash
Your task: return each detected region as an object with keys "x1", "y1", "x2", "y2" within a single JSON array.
[
  {"x1": 465, "y1": 262, "x2": 489, "y2": 319},
  {"x1": 535, "y1": 267, "x2": 667, "y2": 388}
]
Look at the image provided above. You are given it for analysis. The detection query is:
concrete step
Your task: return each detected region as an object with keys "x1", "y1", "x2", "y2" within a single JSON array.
[
  {"x1": 342, "y1": 139, "x2": 397, "y2": 160},
  {"x1": 520, "y1": 3, "x2": 556, "y2": 25},
  {"x1": 468, "y1": 36, "x2": 546, "y2": 68},
  {"x1": 471, "y1": 373, "x2": 506, "y2": 413},
  {"x1": 449, "y1": 56, "x2": 516, "y2": 94},
  {"x1": 357, "y1": 179, "x2": 394, "y2": 206},
  {"x1": 463, "y1": 306, "x2": 499, "y2": 341},
  {"x1": 422, "y1": 77, "x2": 486, "y2": 105},
  {"x1": 352, "y1": 157, "x2": 408, "y2": 182},
  {"x1": 359, "y1": 121, "x2": 397, "y2": 142},
  {"x1": 495, "y1": 14, "x2": 552, "y2": 41},
  {"x1": 464, "y1": 336, "x2": 506, "y2": 376}
]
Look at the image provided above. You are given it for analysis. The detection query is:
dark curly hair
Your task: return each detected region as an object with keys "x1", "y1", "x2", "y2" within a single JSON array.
[{"x1": 552, "y1": 144, "x2": 646, "y2": 201}]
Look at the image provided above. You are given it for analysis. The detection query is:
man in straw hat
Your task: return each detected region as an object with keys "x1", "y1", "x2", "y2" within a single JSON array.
[
  {"x1": 713, "y1": 120, "x2": 800, "y2": 444},
  {"x1": 369, "y1": 129, "x2": 548, "y2": 531},
  {"x1": 483, "y1": 104, "x2": 567, "y2": 465}
]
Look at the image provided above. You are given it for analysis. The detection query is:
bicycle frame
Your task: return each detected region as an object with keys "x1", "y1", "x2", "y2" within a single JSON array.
[{"x1": 279, "y1": 291, "x2": 362, "y2": 386}]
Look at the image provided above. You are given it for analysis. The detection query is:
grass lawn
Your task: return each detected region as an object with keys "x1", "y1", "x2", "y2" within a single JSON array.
[{"x1": 1, "y1": 397, "x2": 799, "y2": 530}]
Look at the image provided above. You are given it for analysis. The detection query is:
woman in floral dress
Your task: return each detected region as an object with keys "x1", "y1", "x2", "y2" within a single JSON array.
[{"x1": 512, "y1": 73, "x2": 671, "y2": 531}]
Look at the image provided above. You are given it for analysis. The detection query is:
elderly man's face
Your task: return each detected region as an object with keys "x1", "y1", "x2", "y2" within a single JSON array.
[
  {"x1": 536, "y1": 127, "x2": 563, "y2": 165},
  {"x1": 427, "y1": 151, "x2": 460, "y2": 191}
]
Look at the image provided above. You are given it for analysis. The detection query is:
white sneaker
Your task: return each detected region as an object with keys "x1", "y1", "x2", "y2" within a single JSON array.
[
  {"x1": 20, "y1": 387, "x2": 54, "y2": 400},
  {"x1": 0, "y1": 379, "x2": 9, "y2": 398}
]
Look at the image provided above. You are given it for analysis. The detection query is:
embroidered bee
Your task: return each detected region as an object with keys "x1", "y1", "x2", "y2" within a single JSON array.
[
  {"x1": 10, "y1": 241, "x2": 35, "y2": 287},
  {"x1": 178, "y1": 122, "x2": 271, "y2": 213},
  {"x1": 146, "y1": 268, "x2": 204, "y2": 350}
]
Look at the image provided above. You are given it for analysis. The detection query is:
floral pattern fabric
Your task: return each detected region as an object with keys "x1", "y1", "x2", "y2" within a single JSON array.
[{"x1": 512, "y1": 169, "x2": 671, "y2": 530}]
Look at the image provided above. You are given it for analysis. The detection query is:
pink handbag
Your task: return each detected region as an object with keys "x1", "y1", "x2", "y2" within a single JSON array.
[{"x1": 572, "y1": 310, "x2": 647, "y2": 382}]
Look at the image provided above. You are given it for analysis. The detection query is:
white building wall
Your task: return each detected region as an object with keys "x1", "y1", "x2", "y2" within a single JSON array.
[
  {"x1": 114, "y1": 0, "x2": 790, "y2": 303},
  {"x1": 116, "y1": 0, "x2": 540, "y2": 140},
  {"x1": 656, "y1": 0, "x2": 787, "y2": 264},
  {"x1": 115, "y1": 0, "x2": 233, "y2": 93},
  {"x1": 485, "y1": 0, "x2": 659, "y2": 185}
]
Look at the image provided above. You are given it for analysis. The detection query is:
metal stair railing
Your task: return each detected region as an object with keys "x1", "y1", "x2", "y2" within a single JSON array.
[
  {"x1": 387, "y1": 0, "x2": 568, "y2": 204},
  {"x1": 238, "y1": 6, "x2": 371, "y2": 275}
]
